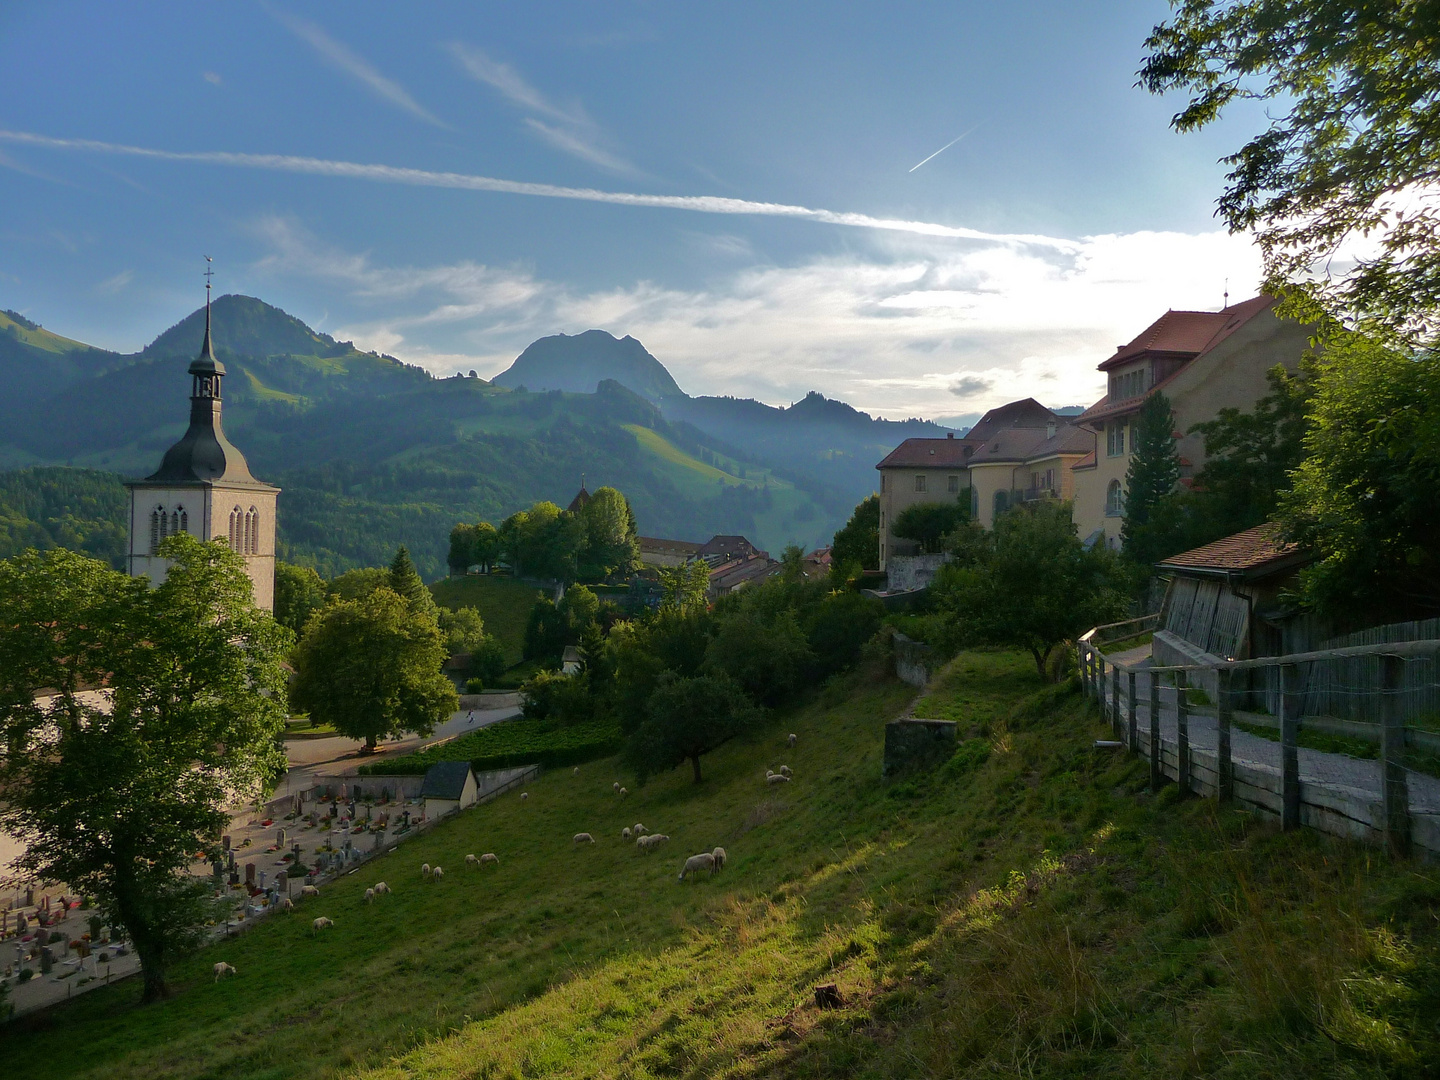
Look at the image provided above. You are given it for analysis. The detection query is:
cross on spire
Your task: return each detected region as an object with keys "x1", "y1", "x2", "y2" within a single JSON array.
[{"x1": 204, "y1": 256, "x2": 214, "y2": 311}]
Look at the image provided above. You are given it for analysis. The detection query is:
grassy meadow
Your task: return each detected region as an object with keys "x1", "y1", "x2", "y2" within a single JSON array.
[
  {"x1": 428, "y1": 574, "x2": 543, "y2": 666},
  {"x1": 2, "y1": 652, "x2": 1438, "y2": 1079}
]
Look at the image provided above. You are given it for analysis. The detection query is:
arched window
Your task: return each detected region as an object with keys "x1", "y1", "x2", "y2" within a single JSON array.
[
  {"x1": 150, "y1": 505, "x2": 164, "y2": 553},
  {"x1": 1105, "y1": 480, "x2": 1124, "y2": 517},
  {"x1": 177, "y1": 506, "x2": 188, "y2": 535},
  {"x1": 993, "y1": 489, "x2": 1008, "y2": 518},
  {"x1": 250, "y1": 507, "x2": 260, "y2": 554},
  {"x1": 229, "y1": 506, "x2": 243, "y2": 552}
]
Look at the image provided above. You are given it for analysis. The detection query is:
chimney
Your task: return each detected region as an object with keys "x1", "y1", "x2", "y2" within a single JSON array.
[
  {"x1": 946, "y1": 432, "x2": 954, "y2": 439},
  {"x1": 1046, "y1": 421, "x2": 1056, "y2": 439}
]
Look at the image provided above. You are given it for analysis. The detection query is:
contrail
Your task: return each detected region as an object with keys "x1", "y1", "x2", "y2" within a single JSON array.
[
  {"x1": 909, "y1": 129, "x2": 975, "y2": 173},
  {"x1": 0, "y1": 129, "x2": 1079, "y2": 252}
]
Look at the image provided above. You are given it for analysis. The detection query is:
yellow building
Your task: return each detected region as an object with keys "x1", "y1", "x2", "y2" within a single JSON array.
[{"x1": 1070, "y1": 295, "x2": 1312, "y2": 548}]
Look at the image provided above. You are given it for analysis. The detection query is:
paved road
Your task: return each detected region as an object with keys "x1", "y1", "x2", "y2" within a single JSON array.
[{"x1": 1100, "y1": 649, "x2": 1440, "y2": 814}]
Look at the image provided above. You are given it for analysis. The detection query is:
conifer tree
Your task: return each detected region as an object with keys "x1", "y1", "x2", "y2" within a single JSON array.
[
  {"x1": 1121, "y1": 393, "x2": 1182, "y2": 563},
  {"x1": 388, "y1": 545, "x2": 437, "y2": 618}
]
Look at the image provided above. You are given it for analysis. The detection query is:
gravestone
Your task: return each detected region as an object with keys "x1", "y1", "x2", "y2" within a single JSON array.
[
  {"x1": 222, "y1": 834, "x2": 231, "y2": 852},
  {"x1": 244, "y1": 863, "x2": 256, "y2": 887},
  {"x1": 882, "y1": 718, "x2": 959, "y2": 778},
  {"x1": 276, "y1": 827, "x2": 286, "y2": 847}
]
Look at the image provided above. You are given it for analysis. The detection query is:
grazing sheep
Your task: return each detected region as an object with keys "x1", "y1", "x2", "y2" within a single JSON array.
[
  {"x1": 712, "y1": 847, "x2": 727, "y2": 871},
  {"x1": 213, "y1": 961, "x2": 237, "y2": 981},
  {"x1": 622, "y1": 827, "x2": 632, "y2": 841},
  {"x1": 312, "y1": 916, "x2": 333, "y2": 931},
  {"x1": 432, "y1": 866, "x2": 444, "y2": 880},
  {"x1": 520, "y1": 792, "x2": 529, "y2": 801},
  {"x1": 633, "y1": 823, "x2": 648, "y2": 836},
  {"x1": 619, "y1": 787, "x2": 628, "y2": 798},
  {"x1": 613, "y1": 782, "x2": 621, "y2": 793},
  {"x1": 574, "y1": 832, "x2": 595, "y2": 844},
  {"x1": 421, "y1": 863, "x2": 432, "y2": 879},
  {"x1": 278, "y1": 897, "x2": 294, "y2": 912},
  {"x1": 767, "y1": 773, "x2": 790, "y2": 785},
  {"x1": 573, "y1": 766, "x2": 580, "y2": 776},
  {"x1": 364, "y1": 888, "x2": 375, "y2": 903},
  {"x1": 373, "y1": 882, "x2": 390, "y2": 894},
  {"x1": 788, "y1": 733, "x2": 797, "y2": 747},
  {"x1": 465, "y1": 854, "x2": 479, "y2": 868},
  {"x1": 678, "y1": 852, "x2": 715, "y2": 881},
  {"x1": 300, "y1": 884, "x2": 320, "y2": 898},
  {"x1": 779, "y1": 765, "x2": 792, "y2": 777},
  {"x1": 480, "y1": 852, "x2": 499, "y2": 865},
  {"x1": 636, "y1": 833, "x2": 669, "y2": 853}
]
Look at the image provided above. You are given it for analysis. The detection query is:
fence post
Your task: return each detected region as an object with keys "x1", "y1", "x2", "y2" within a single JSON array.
[
  {"x1": 1079, "y1": 644, "x2": 1091, "y2": 698},
  {"x1": 1280, "y1": 662, "x2": 1301, "y2": 830},
  {"x1": 1110, "y1": 664, "x2": 1121, "y2": 737},
  {"x1": 1381, "y1": 654, "x2": 1410, "y2": 857},
  {"x1": 1149, "y1": 666, "x2": 1162, "y2": 792},
  {"x1": 1175, "y1": 669, "x2": 1191, "y2": 794},
  {"x1": 1216, "y1": 665, "x2": 1233, "y2": 802},
  {"x1": 1096, "y1": 653, "x2": 1106, "y2": 714},
  {"x1": 1127, "y1": 669, "x2": 1138, "y2": 753}
]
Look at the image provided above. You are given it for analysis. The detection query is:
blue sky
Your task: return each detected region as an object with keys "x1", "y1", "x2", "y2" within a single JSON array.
[{"x1": 0, "y1": 1, "x2": 1270, "y2": 419}]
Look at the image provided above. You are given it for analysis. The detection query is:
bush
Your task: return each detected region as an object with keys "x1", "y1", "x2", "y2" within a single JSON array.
[
  {"x1": 464, "y1": 677, "x2": 485, "y2": 693},
  {"x1": 519, "y1": 669, "x2": 596, "y2": 725},
  {"x1": 469, "y1": 636, "x2": 508, "y2": 685},
  {"x1": 357, "y1": 716, "x2": 622, "y2": 775}
]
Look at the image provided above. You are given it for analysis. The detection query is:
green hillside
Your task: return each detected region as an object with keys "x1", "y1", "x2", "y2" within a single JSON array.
[
  {"x1": 0, "y1": 467, "x2": 128, "y2": 567},
  {"x1": 429, "y1": 574, "x2": 543, "y2": 665},
  {"x1": 3, "y1": 652, "x2": 1435, "y2": 1079}
]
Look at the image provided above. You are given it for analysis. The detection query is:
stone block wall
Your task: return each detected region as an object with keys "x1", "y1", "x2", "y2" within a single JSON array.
[{"x1": 883, "y1": 718, "x2": 958, "y2": 778}]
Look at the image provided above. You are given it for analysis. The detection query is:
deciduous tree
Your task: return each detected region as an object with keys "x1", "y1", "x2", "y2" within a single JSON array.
[
  {"x1": 831, "y1": 494, "x2": 880, "y2": 572},
  {"x1": 274, "y1": 560, "x2": 326, "y2": 635},
  {"x1": 624, "y1": 671, "x2": 759, "y2": 784},
  {"x1": 891, "y1": 499, "x2": 970, "y2": 554},
  {"x1": 0, "y1": 537, "x2": 290, "y2": 1003}
]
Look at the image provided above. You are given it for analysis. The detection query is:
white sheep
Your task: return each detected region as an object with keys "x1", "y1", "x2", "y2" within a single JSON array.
[
  {"x1": 678, "y1": 852, "x2": 715, "y2": 881},
  {"x1": 278, "y1": 897, "x2": 294, "y2": 912},
  {"x1": 622, "y1": 827, "x2": 632, "y2": 841},
  {"x1": 619, "y1": 787, "x2": 629, "y2": 798},
  {"x1": 421, "y1": 863, "x2": 432, "y2": 879},
  {"x1": 213, "y1": 961, "x2": 237, "y2": 981},
  {"x1": 633, "y1": 823, "x2": 648, "y2": 836},
  {"x1": 465, "y1": 854, "x2": 479, "y2": 868},
  {"x1": 520, "y1": 792, "x2": 529, "y2": 801},
  {"x1": 637, "y1": 833, "x2": 669, "y2": 853},
  {"x1": 712, "y1": 846, "x2": 727, "y2": 871},
  {"x1": 373, "y1": 881, "x2": 390, "y2": 894},
  {"x1": 574, "y1": 832, "x2": 595, "y2": 844},
  {"x1": 480, "y1": 852, "x2": 499, "y2": 865},
  {"x1": 573, "y1": 766, "x2": 580, "y2": 776},
  {"x1": 431, "y1": 866, "x2": 444, "y2": 880},
  {"x1": 788, "y1": 733, "x2": 797, "y2": 747},
  {"x1": 364, "y1": 888, "x2": 375, "y2": 903},
  {"x1": 767, "y1": 773, "x2": 790, "y2": 785},
  {"x1": 613, "y1": 781, "x2": 621, "y2": 793},
  {"x1": 300, "y1": 884, "x2": 320, "y2": 898},
  {"x1": 779, "y1": 765, "x2": 792, "y2": 777},
  {"x1": 312, "y1": 916, "x2": 333, "y2": 931}
]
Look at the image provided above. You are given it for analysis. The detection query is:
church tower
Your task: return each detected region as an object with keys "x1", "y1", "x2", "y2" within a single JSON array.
[{"x1": 125, "y1": 274, "x2": 280, "y2": 610}]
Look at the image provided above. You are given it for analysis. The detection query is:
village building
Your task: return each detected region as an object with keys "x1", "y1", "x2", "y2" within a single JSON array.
[
  {"x1": 1071, "y1": 295, "x2": 1311, "y2": 547},
  {"x1": 420, "y1": 761, "x2": 479, "y2": 818},
  {"x1": 125, "y1": 296, "x2": 279, "y2": 611},
  {"x1": 637, "y1": 536, "x2": 703, "y2": 569}
]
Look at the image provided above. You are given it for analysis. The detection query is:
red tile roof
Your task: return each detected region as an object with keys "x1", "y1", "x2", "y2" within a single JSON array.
[
  {"x1": 1157, "y1": 523, "x2": 1303, "y2": 574},
  {"x1": 876, "y1": 437, "x2": 977, "y2": 468}
]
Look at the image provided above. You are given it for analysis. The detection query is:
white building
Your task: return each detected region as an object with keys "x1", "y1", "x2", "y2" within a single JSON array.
[{"x1": 125, "y1": 301, "x2": 280, "y2": 610}]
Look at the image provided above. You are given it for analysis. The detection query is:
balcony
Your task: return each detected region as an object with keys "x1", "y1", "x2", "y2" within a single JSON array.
[{"x1": 1021, "y1": 486, "x2": 1059, "y2": 503}]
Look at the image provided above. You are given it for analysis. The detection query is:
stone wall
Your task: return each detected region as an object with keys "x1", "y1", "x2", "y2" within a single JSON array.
[
  {"x1": 893, "y1": 631, "x2": 933, "y2": 688},
  {"x1": 885, "y1": 553, "x2": 952, "y2": 593}
]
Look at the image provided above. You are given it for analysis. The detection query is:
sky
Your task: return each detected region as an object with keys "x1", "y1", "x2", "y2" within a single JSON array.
[{"x1": 0, "y1": 1, "x2": 1273, "y2": 421}]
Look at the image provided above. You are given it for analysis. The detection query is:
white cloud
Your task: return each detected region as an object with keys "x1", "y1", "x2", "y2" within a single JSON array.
[
  {"x1": 249, "y1": 220, "x2": 1263, "y2": 418},
  {"x1": 203, "y1": 71, "x2": 222, "y2": 86},
  {"x1": 448, "y1": 42, "x2": 636, "y2": 175},
  {"x1": 95, "y1": 268, "x2": 133, "y2": 294},
  {"x1": 272, "y1": 11, "x2": 446, "y2": 128}
]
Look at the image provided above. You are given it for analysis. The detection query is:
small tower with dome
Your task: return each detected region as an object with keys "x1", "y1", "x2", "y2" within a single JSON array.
[{"x1": 125, "y1": 267, "x2": 280, "y2": 610}]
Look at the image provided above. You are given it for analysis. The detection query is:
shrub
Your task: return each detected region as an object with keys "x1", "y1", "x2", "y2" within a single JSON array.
[
  {"x1": 465, "y1": 677, "x2": 485, "y2": 694},
  {"x1": 357, "y1": 716, "x2": 622, "y2": 775}
]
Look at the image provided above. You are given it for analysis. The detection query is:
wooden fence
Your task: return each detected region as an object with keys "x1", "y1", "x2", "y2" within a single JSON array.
[{"x1": 1078, "y1": 620, "x2": 1440, "y2": 859}]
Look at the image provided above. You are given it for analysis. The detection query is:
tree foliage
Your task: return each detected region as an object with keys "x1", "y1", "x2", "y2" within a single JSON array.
[
  {"x1": 437, "y1": 605, "x2": 487, "y2": 655},
  {"x1": 891, "y1": 499, "x2": 970, "y2": 554},
  {"x1": 388, "y1": 545, "x2": 438, "y2": 618},
  {"x1": 0, "y1": 537, "x2": 289, "y2": 1002},
  {"x1": 831, "y1": 493, "x2": 880, "y2": 572},
  {"x1": 289, "y1": 587, "x2": 457, "y2": 751},
  {"x1": 1121, "y1": 393, "x2": 1183, "y2": 565},
  {"x1": 577, "y1": 486, "x2": 641, "y2": 580},
  {"x1": 933, "y1": 501, "x2": 1131, "y2": 679},
  {"x1": 448, "y1": 522, "x2": 501, "y2": 576},
  {"x1": 623, "y1": 672, "x2": 759, "y2": 784},
  {"x1": 1140, "y1": 0, "x2": 1440, "y2": 343},
  {"x1": 658, "y1": 559, "x2": 710, "y2": 613},
  {"x1": 273, "y1": 560, "x2": 326, "y2": 635},
  {"x1": 1278, "y1": 328, "x2": 1440, "y2": 618}
]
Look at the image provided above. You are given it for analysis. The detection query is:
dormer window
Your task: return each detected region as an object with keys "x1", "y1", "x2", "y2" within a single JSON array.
[{"x1": 1108, "y1": 367, "x2": 1148, "y2": 401}]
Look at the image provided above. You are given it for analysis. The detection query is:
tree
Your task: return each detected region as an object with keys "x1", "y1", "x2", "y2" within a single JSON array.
[
  {"x1": 891, "y1": 499, "x2": 970, "y2": 554},
  {"x1": 578, "y1": 487, "x2": 640, "y2": 581},
  {"x1": 658, "y1": 559, "x2": 710, "y2": 613},
  {"x1": 472, "y1": 522, "x2": 500, "y2": 574},
  {"x1": 388, "y1": 545, "x2": 438, "y2": 618},
  {"x1": 448, "y1": 524, "x2": 476, "y2": 576},
  {"x1": 1140, "y1": 1, "x2": 1440, "y2": 344},
  {"x1": 560, "y1": 585, "x2": 600, "y2": 637},
  {"x1": 1278, "y1": 329, "x2": 1440, "y2": 619},
  {"x1": 705, "y1": 609, "x2": 814, "y2": 706},
  {"x1": 831, "y1": 494, "x2": 880, "y2": 571},
  {"x1": 624, "y1": 672, "x2": 759, "y2": 784},
  {"x1": 327, "y1": 566, "x2": 388, "y2": 601},
  {"x1": 274, "y1": 561, "x2": 326, "y2": 635},
  {"x1": 437, "y1": 605, "x2": 486, "y2": 655},
  {"x1": 523, "y1": 597, "x2": 567, "y2": 663},
  {"x1": 0, "y1": 538, "x2": 289, "y2": 1002},
  {"x1": 290, "y1": 587, "x2": 457, "y2": 751},
  {"x1": 932, "y1": 501, "x2": 1131, "y2": 679},
  {"x1": 467, "y1": 636, "x2": 508, "y2": 687},
  {"x1": 501, "y1": 502, "x2": 585, "y2": 582},
  {"x1": 1121, "y1": 393, "x2": 1183, "y2": 565},
  {"x1": 804, "y1": 591, "x2": 885, "y2": 677}
]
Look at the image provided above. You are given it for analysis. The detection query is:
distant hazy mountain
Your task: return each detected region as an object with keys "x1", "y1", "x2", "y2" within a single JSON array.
[{"x1": 492, "y1": 330, "x2": 685, "y2": 402}]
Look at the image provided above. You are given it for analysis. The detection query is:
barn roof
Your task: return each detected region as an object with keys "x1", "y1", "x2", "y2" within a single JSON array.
[{"x1": 421, "y1": 761, "x2": 474, "y2": 800}]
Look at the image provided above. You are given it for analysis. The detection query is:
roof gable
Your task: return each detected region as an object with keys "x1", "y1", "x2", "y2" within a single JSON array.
[
  {"x1": 420, "y1": 761, "x2": 474, "y2": 800},
  {"x1": 1157, "y1": 522, "x2": 1307, "y2": 577}
]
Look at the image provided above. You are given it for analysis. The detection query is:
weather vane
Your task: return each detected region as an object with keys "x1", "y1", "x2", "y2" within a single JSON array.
[{"x1": 204, "y1": 256, "x2": 214, "y2": 309}]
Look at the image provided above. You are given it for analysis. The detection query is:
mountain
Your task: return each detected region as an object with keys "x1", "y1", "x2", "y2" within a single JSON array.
[{"x1": 491, "y1": 330, "x2": 685, "y2": 402}]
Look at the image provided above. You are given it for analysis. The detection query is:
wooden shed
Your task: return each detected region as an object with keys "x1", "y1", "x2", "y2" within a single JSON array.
[{"x1": 421, "y1": 761, "x2": 479, "y2": 818}]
